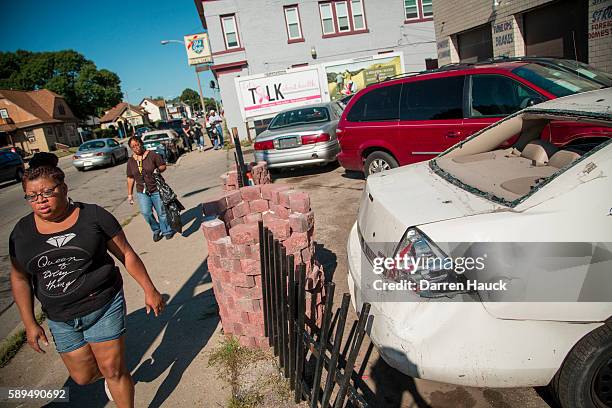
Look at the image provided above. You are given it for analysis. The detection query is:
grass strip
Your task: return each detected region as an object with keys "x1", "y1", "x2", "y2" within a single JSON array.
[{"x1": 0, "y1": 311, "x2": 46, "y2": 368}]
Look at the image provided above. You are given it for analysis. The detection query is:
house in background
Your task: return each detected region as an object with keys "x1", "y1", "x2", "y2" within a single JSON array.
[
  {"x1": 140, "y1": 98, "x2": 168, "y2": 122},
  {"x1": 166, "y1": 102, "x2": 192, "y2": 120},
  {"x1": 0, "y1": 89, "x2": 80, "y2": 153},
  {"x1": 100, "y1": 102, "x2": 150, "y2": 136}
]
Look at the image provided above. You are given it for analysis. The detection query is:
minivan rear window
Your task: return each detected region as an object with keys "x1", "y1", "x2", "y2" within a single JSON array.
[
  {"x1": 346, "y1": 84, "x2": 401, "y2": 122},
  {"x1": 400, "y1": 76, "x2": 464, "y2": 121}
]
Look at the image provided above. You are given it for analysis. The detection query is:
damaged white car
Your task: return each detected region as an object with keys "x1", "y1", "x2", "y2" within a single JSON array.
[{"x1": 347, "y1": 89, "x2": 612, "y2": 408}]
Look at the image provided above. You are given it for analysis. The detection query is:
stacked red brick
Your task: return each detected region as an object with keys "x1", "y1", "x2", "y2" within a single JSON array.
[
  {"x1": 201, "y1": 184, "x2": 325, "y2": 349},
  {"x1": 221, "y1": 161, "x2": 271, "y2": 191}
]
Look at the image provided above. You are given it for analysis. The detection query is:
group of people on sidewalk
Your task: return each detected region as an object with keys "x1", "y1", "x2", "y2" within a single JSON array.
[{"x1": 180, "y1": 110, "x2": 225, "y2": 152}]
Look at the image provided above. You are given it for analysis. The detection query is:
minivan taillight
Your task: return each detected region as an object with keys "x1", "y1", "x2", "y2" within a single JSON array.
[
  {"x1": 254, "y1": 140, "x2": 274, "y2": 150},
  {"x1": 301, "y1": 133, "x2": 331, "y2": 145}
]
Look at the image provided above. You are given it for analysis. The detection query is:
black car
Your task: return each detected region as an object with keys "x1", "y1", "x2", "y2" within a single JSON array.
[
  {"x1": 0, "y1": 151, "x2": 25, "y2": 183},
  {"x1": 0, "y1": 146, "x2": 27, "y2": 158}
]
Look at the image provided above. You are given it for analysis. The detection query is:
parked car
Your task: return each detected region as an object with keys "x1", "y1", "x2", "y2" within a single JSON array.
[
  {"x1": 347, "y1": 89, "x2": 612, "y2": 408},
  {"x1": 337, "y1": 61, "x2": 607, "y2": 176},
  {"x1": 0, "y1": 151, "x2": 25, "y2": 183},
  {"x1": 135, "y1": 126, "x2": 152, "y2": 139},
  {"x1": 487, "y1": 56, "x2": 612, "y2": 87},
  {"x1": 253, "y1": 104, "x2": 341, "y2": 169},
  {"x1": 72, "y1": 138, "x2": 128, "y2": 171},
  {"x1": 142, "y1": 129, "x2": 184, "y2": 162},
  {"x1": 0, "y1": 146, "x2": 27, "y2": 158}
]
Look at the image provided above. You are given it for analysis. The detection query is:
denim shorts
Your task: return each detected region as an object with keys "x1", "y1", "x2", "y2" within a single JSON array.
[{"x1": 47, "y1": 290, "x2": 126, "y2": 353}]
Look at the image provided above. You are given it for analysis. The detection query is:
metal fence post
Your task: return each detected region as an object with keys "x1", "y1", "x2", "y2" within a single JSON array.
[
  {"x1": 310, "y1": 282, "x2": 336, "y2": 408},
  {"x1": 321, "y1": 293, "x2": 351, "y2": 408},
  {"x1": 333, "y1": 303, "x2": 371, "y2": 408},
  {"x1": 258, "y1": 222, "x2": 269, "y2": 338},
  {"x1": 294, "y1": 263, "x2": 307, "y2": 404}
]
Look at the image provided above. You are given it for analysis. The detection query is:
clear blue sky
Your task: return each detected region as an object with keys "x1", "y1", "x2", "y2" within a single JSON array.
[{"x1": 1, "y1": 0, "x2": 216, "y2": 104}]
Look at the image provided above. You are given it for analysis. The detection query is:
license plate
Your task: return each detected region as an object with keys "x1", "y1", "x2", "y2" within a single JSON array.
[
  {"x1": 84, "y1": 161, "x2": 93, "y2": 167},
  {"x1": 278, "y1": 137, "x2": 298, "y2": 149}
]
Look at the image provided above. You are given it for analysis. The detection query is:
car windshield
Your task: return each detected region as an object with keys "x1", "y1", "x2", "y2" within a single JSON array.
[
  {"x1": 512, "y1": 63, "x2": 603, "y2": 97},
  {"x1": 554, "y1": 59, "x2": 612, "y2": 87},
  {"x1": 143, "y1": 133, "x2": 168, "y2": 141},
  {"x1": 79, "y1": 141, "x2": 106, "y2": 150},
  {"x1": 268, "y1": 107, "x2": 330, "y2": 129}
]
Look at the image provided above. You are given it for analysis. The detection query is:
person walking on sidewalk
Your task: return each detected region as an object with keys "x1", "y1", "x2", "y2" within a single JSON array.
[
  {"x1": 208, "y1": 110, "x2": 224, "y2": 150},
  {"x1": 126, "y1": 137, "x2": 175, "y2": 241},
  {"x1": 180, "y1": 119, "x2": 193, "y2": 152},
  {"x1": 9, "y1": 154, "x2": 166, "y2": 408}
]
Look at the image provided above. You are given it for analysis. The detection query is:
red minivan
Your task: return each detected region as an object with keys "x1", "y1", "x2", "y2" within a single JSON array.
[{"x1": 336, "y1": 62, "x2": 609, "y2": 176}]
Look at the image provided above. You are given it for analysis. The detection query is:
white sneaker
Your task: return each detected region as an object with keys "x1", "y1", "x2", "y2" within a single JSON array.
[{"x1": 104, "y1": 379, "x2": 114, "y2": 401}]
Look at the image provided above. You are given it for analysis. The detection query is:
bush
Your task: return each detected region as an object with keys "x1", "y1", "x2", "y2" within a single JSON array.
[{"x1": 93, "y1": 128, "x2": 116, "y2": 139}]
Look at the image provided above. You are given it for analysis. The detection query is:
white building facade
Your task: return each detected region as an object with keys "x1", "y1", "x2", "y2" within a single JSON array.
[{"x1": 194, "y1": 0, "x2": 437, "y2": 139}]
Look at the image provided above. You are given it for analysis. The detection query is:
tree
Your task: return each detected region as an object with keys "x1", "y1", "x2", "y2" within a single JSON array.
[
  {"x1": 0, "y1": 50, "x2": 123, "y2": 118},
  {"x1": 179, "y1": 88, "x2": 201, "y2": 111}
]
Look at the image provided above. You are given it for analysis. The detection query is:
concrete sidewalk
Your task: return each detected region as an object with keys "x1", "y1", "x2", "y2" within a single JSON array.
[{"x1": 0, "y1": 147, "x2": 232, "y2": 407}]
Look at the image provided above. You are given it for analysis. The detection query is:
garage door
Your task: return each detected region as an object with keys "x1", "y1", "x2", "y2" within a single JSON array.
[
  {"x1": 458, "y1": 23, "x2": 493, "y2": 63},
  {"x1": 523, "y1": 0, "x2": 588, "y2": 62}
]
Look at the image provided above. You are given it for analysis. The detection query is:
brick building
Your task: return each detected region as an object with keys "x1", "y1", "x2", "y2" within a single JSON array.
[
  {"x1": 0, "y1": 89, "x2": 80, "y2": 153},
  {"x1": 193, "y1": 0, "x2": 437, "y2": 139},
  {"x1": 433, "y1": 0, "x2": 612, "y2": 73}
]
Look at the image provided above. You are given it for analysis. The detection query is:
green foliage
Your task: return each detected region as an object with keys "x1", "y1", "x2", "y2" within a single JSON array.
[
  {"x1": 0, "y1": 50, "x2": 122, "y2": 119},
  {"x1": 179, "y1": 88, "x2": 218, "y2": 113},
  {"x1": 93, "y1": 128, "x2": 117, "y2": 139}
]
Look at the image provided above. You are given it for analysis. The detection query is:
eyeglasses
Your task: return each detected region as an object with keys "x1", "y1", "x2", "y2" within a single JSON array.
[{"x1": 24, "y1": 183, "x2": 61, "y2": 202}]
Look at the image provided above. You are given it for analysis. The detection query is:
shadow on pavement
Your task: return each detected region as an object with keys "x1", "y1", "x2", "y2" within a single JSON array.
[
  {"x1": 46, "y1": 259, "x2": 219, "y2": 408},
  {"x1": 315, "y1": 242, "x2": 337, "y2": 283},
  {"x1": 341, "y1": 170, "x2": 365, "y2": 180},
  {"x1": 182, "y1": 186, "x2": 212, "y2": 198},
  {"x1": 180, "y1": 204, "x2": 204, "y2": 238},
  {"x1": 0, "y1": 179, "x2": 21, "y2": 190},
  {"x1": 271, "y1": 162, "x2": 340, "y2": 181}
]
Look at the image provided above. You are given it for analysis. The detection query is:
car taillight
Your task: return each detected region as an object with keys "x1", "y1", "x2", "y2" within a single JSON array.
[
  {"x1": 73, "y1": 155, "x2": 78, "y2": 159},
  {"x1": 385, "y1": 228, "x2": 469, "y2": 298},
  {"x1": 95, "y1": 152, "x2": 105, "y2": 156},
  {"x1": 254, "y1": 140, "x2": 274, "y2": 150},
  {"x1": 301, "y1": 133, "x2": 331, "y2": 145}
]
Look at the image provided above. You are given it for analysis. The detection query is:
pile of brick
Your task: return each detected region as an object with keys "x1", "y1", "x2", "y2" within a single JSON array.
[
  {"x1": 201, "y1": 184, "x2": 325, "y2": 349},
  {"x1": 221, "y1": 161, "x2": 272, "y2": 191}
]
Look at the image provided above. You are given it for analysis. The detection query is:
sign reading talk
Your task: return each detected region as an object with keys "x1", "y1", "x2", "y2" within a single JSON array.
[
  {"x1": 235, "y1": 67, "x2": 323, "y2": 120},
  {"x1": 184, "y1": 33, "x2": 212, "y2": 65}
]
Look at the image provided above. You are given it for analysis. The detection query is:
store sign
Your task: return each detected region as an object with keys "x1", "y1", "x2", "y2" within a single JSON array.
[
  {"x1": 184, "y1": 33, "x2": 212, "y2": 65},
  {"x1": 493, "y1": 20, "x2": 514, "y2": 47},
  {"x1": 235, "y1": 67, "x2": 323, "y2": 120},
  {"x1": 589, "y1": 1, "x2": 612, "y2": 40},
  {"x1": 322, "y1": 52, "x2": 404, "y2": 101}
]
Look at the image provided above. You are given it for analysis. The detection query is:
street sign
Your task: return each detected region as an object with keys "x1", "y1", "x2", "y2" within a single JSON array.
[{"x1": 184, "y1": 33, "x2": 212, "y2": 65}]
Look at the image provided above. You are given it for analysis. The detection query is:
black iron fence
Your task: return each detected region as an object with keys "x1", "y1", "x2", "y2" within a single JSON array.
[{"x1": 258, "y1": 221, "x2": 372, "y2": 408}]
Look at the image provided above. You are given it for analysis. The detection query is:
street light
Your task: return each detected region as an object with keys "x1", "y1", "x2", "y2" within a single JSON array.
[{"x1": 160, "y1": 38, "x2": 206, "y2": 115}]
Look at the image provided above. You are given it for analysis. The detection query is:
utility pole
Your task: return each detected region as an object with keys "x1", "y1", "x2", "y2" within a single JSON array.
[{"x1": 195, "y1": 66, "x2": 206, "y2": 115}]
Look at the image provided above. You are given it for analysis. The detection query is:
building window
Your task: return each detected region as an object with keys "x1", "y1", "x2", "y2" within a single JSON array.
[
  {"x1": 422, "y1": 0, "x2": 432, "y2": 17},
  {"x1": 404, "y1": 0, "x2": 432, "y2": 21},
  {"x1": 320, "y1": 3, "x2": 335, "y2": 35},
  {"x1": 221, "y1": 14, "x2": 240, "y2": 49},
  {"x1": 58, "y1": 104, "x2": 66, "y2": 115},
  {"x1": 284, "y1": 5, "x2": 304, "y2": 41},
  {"x1": 0, "y1": 108, "x2": 8, "y2": 119},
  {"x1": 335, "y1": 1, "x2": 350, "y2": 32},
  {"x1": 24, "y1": 130, "x2": 36, "y2": 143},
  {"x1": 319, "y1": 0, "x2": 368, "y2": 37},
  {"x1": 351, "y1": 0, "x2": 366, "y2": 30}
]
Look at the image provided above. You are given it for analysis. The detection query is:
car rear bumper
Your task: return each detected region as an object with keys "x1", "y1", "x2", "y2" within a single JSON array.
[
  {"x1": 254, "y1": 140, "x2": 339, "y2": 168},
  {"x1": 72, "y1": 156, "x2": 112, "y2": 168},
  {"x1": 346, "y1": 221, "x2": 601, "y2": 388},
  {"x1": 338, "y1": 149, "x2": 363, "y2": 172}
]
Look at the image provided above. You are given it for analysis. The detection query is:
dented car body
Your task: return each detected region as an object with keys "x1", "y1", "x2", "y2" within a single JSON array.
[{"x1": 347, "y1": 89, "x2": 612, "y2": 401}]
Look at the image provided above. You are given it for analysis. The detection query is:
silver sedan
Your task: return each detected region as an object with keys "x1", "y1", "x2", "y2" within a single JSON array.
[
  {"x1": 72, "y1": 138, "x2": 128, "y2": 171},
  {"x1": 254, "y1": 103, "x2": 341, "y2": 169}
]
